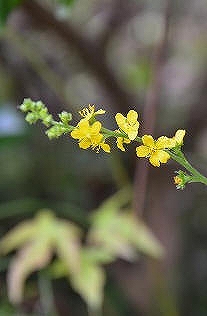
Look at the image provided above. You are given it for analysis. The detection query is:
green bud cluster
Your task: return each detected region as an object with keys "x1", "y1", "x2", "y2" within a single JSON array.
[
  {"x1": 174, "y1": 170, "x2": 193, "y2": 190},
  {"x1": 20, "y1": 98, "x2": 53, "y2": 127},
  {"x1": 19, "y1": 98, "x2": 73, "y2": 139}
]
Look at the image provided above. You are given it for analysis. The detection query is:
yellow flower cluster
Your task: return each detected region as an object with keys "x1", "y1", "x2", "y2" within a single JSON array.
[
  {"x1": 21, "y1": 99, "x2": 207, "y2": 190},
  {"x1": 71, "y1": 105, "x2": 110, "y2": 153},
  {"x1": 136, "y1": 130, "x2": 185, "y2": 167},
  {"x1": 70, "y1": 105, "x2": 185, "y2": 167}
]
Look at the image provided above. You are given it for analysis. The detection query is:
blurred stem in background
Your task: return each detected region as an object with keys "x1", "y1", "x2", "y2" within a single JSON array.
[
  {"x1": 38, "y1": 270, "x2": 58, "y2": 316},
  {"x1": 2, "y1": 26, "x2": 73, "y2": 109}
]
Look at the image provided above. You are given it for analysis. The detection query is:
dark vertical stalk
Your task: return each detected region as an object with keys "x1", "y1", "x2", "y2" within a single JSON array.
[{"x1": 133, "y1": 0, "x2": 173, "y2": 217}]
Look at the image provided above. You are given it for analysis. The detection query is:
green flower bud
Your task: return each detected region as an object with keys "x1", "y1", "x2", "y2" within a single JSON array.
[
  {"x1": 174, "y1": 170, "x2": 192, "y2": 190},
  {"x1": 46, "y1": 124, "x2": 73, "y2": 139},
  {"x1": 59, "y1": 111, "x2": 72, "y2": 124}
]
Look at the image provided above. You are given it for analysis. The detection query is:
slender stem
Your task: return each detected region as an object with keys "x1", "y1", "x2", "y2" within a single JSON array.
[
  {"x1": 101, "y1": 127, "x2": 142, "y2": 142},
  {"x1": 38, "y1": 271, "x2": 58, "y2": 316},
  {"x1": 169, "y1": 150, "x2": 207, "y2": 185}
]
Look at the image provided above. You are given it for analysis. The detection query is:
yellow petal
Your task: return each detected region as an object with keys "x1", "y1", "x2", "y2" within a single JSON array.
[
  {"x1": 125, "y1": 138, "x2": 131, "y2": 144},
  {"x1": 142, "y1": 135, "x2": 154, "y2": 147},
  {"x1": 136, "y1": 145, "x2": 151, "y2": 157},
  {"x1": 128, "y1": 128, "x2": 138, "y2": 140},
  {"x1": 88, "y1": 104, "x2": 95, "y2": 112},
  {"x1": 101, "y1": 143, "x2": 111, "y2": 153},
  {"x1": 79, "y1": 138, "x2": 91, "y2": 149},
  {"x1": 157, "y1": 150, "x2": 170, "y2": 163},
  {"x1": 174, "y1": 129, "x2": 185, "y2": 144},
  {"x1": 117, "y1": 138, "x2": 125, "y2": 151},
  {"x1": 115, "y1": 113, "x2": 126, "y2": 129},
  {"x1": 167, "y1": 138, "x2": 177, "y2": 148},
  {"x1": 127, "y1": 110, "x2": 138, "y2": 124},
  {"x1": 117, "y1": 137, "x2": 131, "y2": 151},
  {"x1": 96, "y1": 109, "x2": 106, "y2": 115},
  {"x1": 90, "y1": 121, "x2": 102, "y2": 135},
  {"x1": 71, "y1": 129, "x2": 81, "y2": 139},
  {"x1": 149, "y1": 153, "x2": 160, "y2": 167},
  {"x1": 78, "y1": 119, "x2": 90, "y2": 129},
  {"x1": 156, "y1": 136, "x2": 171, "y2": 149},
  {"x1": 91, "y1": 134, "x2": 103, "y2": 145}
]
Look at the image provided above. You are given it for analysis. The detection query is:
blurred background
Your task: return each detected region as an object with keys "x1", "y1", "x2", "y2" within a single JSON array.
[{"x1": 0, "y1": 0, "x2": 207, "y2": 315}]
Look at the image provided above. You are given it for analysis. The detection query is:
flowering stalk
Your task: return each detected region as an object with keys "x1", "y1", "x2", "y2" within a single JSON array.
[
  {"x1": 19, "y1": 99, "x2": 207, "y2": 189},
  {"x1": 167, "y1": 149, "x2": 207, "y2": 187}
]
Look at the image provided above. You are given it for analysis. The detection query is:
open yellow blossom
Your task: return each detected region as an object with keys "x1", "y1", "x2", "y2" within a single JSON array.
[
  {"x1": 115, "y1": 110, "x2": 139, "y2": 140},
  {"x1": 79, "y1": 104, "x2": 105, "y2": 121},
  {"x1": 71, "y1": 120, "x2": 110, "y2": 153},
  {"x1": 136, "y1": 135, "x2": 171, "y2": 167},
  {"x1": 116, "y1": 137, "x2": 131, "y2": 152},
  {"x1": 168, "y1": 129, "x2": 186, "y2": 148}
]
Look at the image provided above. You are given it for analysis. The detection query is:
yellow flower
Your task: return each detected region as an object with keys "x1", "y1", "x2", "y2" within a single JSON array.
[
  {"x1": 136, "y1": 135, "x2": 171, "y2": 167},
  {"x1": 115, "y1": 110, "x2": 139, "y2": 140},
  {"x1": 168, "y1": 129, "x2": 186, "y2": 148},
  {"x1": 116, "y1": 137, "x2": 131, "y2": 152},
  {"x1": 71, "y1": 120, "x2": 110, "y2": 153},
  {"x1": 79, "y1": 104, "x2": 105, "y2": 121},
  {"x1": 174, "y1": 175, "x2": 183, "y2": 186}
]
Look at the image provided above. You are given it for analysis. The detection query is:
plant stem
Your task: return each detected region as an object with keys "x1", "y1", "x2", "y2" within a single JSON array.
[
  {"x1": 38, "y1": 271, "x2": 58, "y2": 316},
  {"x1": 169, "y1": 150, "x2": 207, "y2": 185},
  {"x1": 101, "y1": 127, "x2": 142, "y2": 142}
]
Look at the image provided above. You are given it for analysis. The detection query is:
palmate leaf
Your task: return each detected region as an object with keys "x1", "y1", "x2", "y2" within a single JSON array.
[
  {"x1": 71, "y1": 249, "x2": 106, "y2": 311},
  {"x1": 55, "y1": 220, "x2": 81, "y2": 274},
  {"x1": 89, "y1": 189, "x2": 164, "y2": 260},
  {"x1": 0, "y1": 221, "x2": 36, "y2": 254},
  {"x1": 0, "y1": 0, "x2": 23, "y2": 27},
  {"x1": 0, "y1": 210, "x2": 81, "y2": 303},
  {"x1": 50, "y1": 247, "x2": 110, "y2": 311},
  {"x1": 8, "y1": 240, "x2": 52, "y2": 303}
]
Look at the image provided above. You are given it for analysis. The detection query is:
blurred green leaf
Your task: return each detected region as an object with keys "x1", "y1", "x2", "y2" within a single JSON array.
[
  {"x1": 71, "y1": 248, "x2": 106, "y2": 311},
  {"x1": 0, "y1": 0, "x2": 23, "y2": 27},
  {"x1": 50, "y1": 248, "x2": 107, "y2": 311},
  {"x1": 89, "y1": 188, "x2": 164, "y2": 259},
  {"x1": 127, "y1": 59, "x2": 152, "y2": 90},
  {"x1": 0, "y1": 209, "x2": 82, "y2": 303},
  {"x1": 57, "y1": 0, "x2": 76, "y2": 6},
  {"x1": 0, "y1": 300, "x2": 15, "y2": 315}
]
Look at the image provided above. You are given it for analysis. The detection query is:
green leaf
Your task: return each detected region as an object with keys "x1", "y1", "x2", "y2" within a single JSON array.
[
  {"x1": 8, "y1": 239, "x2": 52, "y2": 303},
  {"x1": 0, "y1": 221, "x2": 36, "y2": 254},
  {"x1": 55, "y1": 220, "x2": 82, "y2": 275},
  {"x1": 71, "y1": 249, "x2": 106, "y2": 311},
  {"x1": 0, "y1": 209, "x2": 82, "y2": 303},
  {"x1": 116, "y1": 213, "x2": 164, "y2": 259},
  {"x1": 89, "y1": 188, "x2": 164, "y2": 260},
  {"x1": 0, "y1": 0, "x2": 23, "y2": 27}
]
